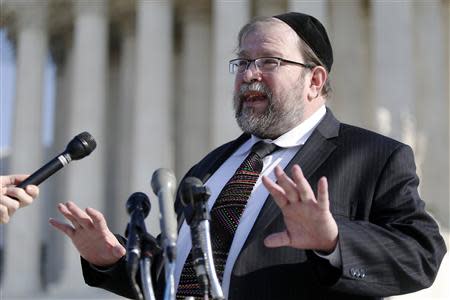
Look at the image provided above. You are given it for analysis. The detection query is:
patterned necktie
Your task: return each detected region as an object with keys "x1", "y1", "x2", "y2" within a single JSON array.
[{"x1": 177, "y1": 141, "x2": 279, "y2": 299}]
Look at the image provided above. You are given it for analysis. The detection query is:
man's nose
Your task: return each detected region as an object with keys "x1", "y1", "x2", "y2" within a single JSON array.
[{"x1": 242, "y1": 62, "x2": 262, "y2": 83}]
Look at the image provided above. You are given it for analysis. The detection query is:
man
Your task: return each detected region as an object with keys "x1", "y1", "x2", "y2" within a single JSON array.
[
  {"x1": 50, "y1": 12, "x2": 446, "y2": 299},
  {"x1": 0, "y1": 174, "x2": 39, "y2": 224}
]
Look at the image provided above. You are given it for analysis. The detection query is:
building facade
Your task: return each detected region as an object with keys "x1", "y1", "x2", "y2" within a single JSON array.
[{"x1": 0, "y1": 0, "x2": 449, "y2": 298}]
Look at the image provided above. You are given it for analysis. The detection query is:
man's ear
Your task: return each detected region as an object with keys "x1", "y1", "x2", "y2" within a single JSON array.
[{"x1": 307, "y1": 66, "x2": 327, "y2": 101}]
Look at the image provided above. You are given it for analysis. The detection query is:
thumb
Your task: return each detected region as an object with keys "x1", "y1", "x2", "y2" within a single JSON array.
[
  {"x1": 112, "y1": 244, "x2": 126, "y2": 258},
  {"x1": 264, "y1": 231, "x2": 291, "y2": 248}
]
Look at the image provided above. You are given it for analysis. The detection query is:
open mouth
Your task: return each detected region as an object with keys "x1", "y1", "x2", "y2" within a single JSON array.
[{"x1": 241, "y1": 90, "x2": 268, "y2": 105}]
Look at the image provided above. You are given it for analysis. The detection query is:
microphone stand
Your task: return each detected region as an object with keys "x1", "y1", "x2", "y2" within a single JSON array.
[
  {"x1": 126, "y1": 204, "x2": 160, "y2": 300},
  {"x1": 198, "y1": 220, "x2": 223, "y2": 300},
  {"x1": 127, "y1": 222, "x2": 160, "y2": 300},
  {"x1": 140, "y1": 232, "x2": 161, "y2": 300},
  {"x1": 181, "y1": 179, "x2": 224, "y2": 300},
  {"x1": 161, "y1": 224, "x2": 177, "y2": 300}
]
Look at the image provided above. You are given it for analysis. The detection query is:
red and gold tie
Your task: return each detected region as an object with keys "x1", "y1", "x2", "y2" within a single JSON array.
[{"x1": 177, "y1": 141, "x2": 279, "y2": 299}]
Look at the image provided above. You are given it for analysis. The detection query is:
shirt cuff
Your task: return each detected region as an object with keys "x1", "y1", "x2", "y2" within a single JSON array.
[{"x1": 313, "y1": 241, "x2": 342, "y2": 269}]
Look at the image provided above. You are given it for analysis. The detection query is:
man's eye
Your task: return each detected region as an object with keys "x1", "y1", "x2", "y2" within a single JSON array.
[
  {"x1": 237, "y1": 60, "x2": 248, "y2": 66},
  {"x1": 261, "y1": 59, "x2": 278, "y2": 66}
]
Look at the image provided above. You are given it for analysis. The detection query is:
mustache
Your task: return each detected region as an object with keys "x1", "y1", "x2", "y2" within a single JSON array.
[{"x1": 239, "y1": 82, "x2": 271, "y2": 96}]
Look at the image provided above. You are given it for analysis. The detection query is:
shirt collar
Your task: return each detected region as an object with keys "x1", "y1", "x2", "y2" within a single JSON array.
[{"x1": 234, "y1": 105, "x2": 327, "y2": 157}]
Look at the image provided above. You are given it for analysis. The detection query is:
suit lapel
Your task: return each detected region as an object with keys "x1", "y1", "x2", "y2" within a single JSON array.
[{"x1": 242, "y1": 108, "x2": 340, "y2": 247}]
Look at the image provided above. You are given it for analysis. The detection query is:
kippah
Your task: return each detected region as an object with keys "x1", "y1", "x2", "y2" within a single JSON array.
[{"x1": 273, "y1": 12, "x2": 333, "y2": 72}]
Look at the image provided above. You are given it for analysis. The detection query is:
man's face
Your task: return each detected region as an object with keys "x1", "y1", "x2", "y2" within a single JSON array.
[{"x1": 233, "y1": 20, "x2": 309, "y2": 139}]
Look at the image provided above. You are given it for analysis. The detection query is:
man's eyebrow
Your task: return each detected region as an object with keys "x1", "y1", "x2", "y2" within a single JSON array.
[
  {"x1": 236, "y1": 50, "x2": 284, "y2": 58},
  {"x1": 236, "y1": 50, "x2": 248, "y2": 57}
]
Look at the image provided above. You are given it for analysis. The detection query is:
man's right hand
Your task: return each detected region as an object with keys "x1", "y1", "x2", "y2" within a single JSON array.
[{"x1": 49, "y1": 201, "x2": 126, "y2": 267}]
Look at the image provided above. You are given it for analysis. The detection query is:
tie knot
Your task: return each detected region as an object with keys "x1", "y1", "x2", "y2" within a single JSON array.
[{"x1": 251, "y1": 141, "x2": 279, "y2": 158}]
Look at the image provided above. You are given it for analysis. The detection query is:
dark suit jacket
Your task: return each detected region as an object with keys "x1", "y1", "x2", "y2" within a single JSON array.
[{"x1": 82, "y1": 109, "x2": 446, "y2": 299}]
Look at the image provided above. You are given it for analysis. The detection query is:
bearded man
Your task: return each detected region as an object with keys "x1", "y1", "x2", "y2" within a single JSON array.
[{"x1": 50, "y1": 12, "x2": 446, "y2": 300}]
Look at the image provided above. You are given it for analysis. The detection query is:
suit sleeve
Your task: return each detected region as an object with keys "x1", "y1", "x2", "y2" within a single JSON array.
[
  {"x1": 81, "y1": 234, "x2": 164, "y2": 299},
  {"x1": 318, "y1": 144, "x2": 446, "y2": 296}
]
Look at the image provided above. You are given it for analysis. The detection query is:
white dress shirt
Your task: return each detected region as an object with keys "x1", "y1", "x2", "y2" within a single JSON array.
[{"x1": 174, "y1": 105, "x2": 338, "y2": 298}]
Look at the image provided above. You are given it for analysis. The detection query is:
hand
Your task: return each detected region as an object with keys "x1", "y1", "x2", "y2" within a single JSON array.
[
  {"x1": 49, "y1": 201, "x2": 126, "y2": 267},
  {"x1": 0, "y1": 174, "x2": 39, "y2": 224},
  {"x1": 261, "y1": 165, "x2": 338, "y2": 253}
]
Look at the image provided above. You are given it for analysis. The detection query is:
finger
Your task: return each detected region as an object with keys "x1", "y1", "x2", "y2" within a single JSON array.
[
  {"x1": 25, "y1": 185, "x2": 39, "y2": 199},
  {"x1": 0, "y1": 205, "x2": 10, "y2": 224},
  {"x1": 4, "y1": 187, "x2": 34, "y2": 207},
  {"x1": 86, "y1": 207, "x2": 108, "y2": 231},
  {"x1": 57, "y1": 203, "x2": 82, "y2": 229},
  {"x1": 113, "y1": 244, "x2": 127, "y2": 258},
  {"x1": 262, "y1": 175, "x2": 289, "y2": 208},
  {"x1": 317, "y1": 177, "x2": 329, "y2": 210},
  {"x1": 0, "y1": 174, "x2": 29, "y2": 186},
  {"x1": 66, "y1": 201, "x2": 94, "y2": 229},
  {"x1": 273, "y1": 166, "x2": 299, "y2": 202},
  {"x1": 291, "y1": 165, "x2": 315, "y2": 203},
  {"x1": 264, "y1": 231, "x2": 291, "y2": 248},
  {"x1": 49, "y1": 218, "x2": 76, "y2": 238},
  {"x1": 0, "y1": 196, "x2": 20, "y2": 216}
]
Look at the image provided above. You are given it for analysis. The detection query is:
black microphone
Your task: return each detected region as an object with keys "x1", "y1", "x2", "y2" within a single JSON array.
[
  {"x1": 180, "y1": 177, "x2": 224, "y2": 300},
  {"x1": 17, "y1": 131, "x2": 97, "y2": 189},
  {"x1": 126, "y1": 192, "x2": 151, "y2": 270},
  {"x1": 125, "y1": 192, "x2": 151, "y2": 300}
]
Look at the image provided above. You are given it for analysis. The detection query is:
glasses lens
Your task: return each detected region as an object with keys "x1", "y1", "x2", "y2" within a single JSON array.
[
  {"x1": 237, "y1": 60, "x2": 249, "y2": 73},
  {"x1": 256, "y1": 58, "x2": 280, "y2": 73}
]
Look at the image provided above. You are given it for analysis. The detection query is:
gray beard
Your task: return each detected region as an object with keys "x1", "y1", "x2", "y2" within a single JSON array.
[{"x1": 233, "y1": 82, "x2": 305, "y2": 139}]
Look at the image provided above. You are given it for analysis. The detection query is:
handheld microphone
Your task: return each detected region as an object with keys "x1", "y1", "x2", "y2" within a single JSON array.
[
  {"x1": 180, "y1": 177, "x2": 224, "y2": 300},
  {"x1": 17, "y1": 131, "x2": 96, "y2": 189},
  {"x1": 125, "y1": 192, "x2": 151, "y2": 300}
]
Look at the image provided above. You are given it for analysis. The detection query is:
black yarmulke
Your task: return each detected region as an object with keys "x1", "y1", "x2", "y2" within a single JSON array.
[{"x1": 274, "y1": 12, "x2": 333, "y2": 72}]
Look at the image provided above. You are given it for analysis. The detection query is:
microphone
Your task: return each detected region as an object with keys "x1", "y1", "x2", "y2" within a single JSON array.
[
  {"x1": 151, "y1": 168, "x2": 177, "y2": 261},
  {"x1": 126, "y1": 192, "x2": 151, "y2": 270},
  {"x1": 151, "y1": 168, "x2": 177, "y2": 300},
  {"x1": 125, "y1": 192, "x2": 151, "y2": 300},
  {"x1": 180, "y1": 177, "x2": 224, "y2": 300},
  {"x1": 17, "y1": 131, "x2": 96, "y2": 189}
]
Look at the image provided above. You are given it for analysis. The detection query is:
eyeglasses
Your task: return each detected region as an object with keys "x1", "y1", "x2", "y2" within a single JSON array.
[{"x1": 229, "y1": 57, "x2": 314, "y2": 74}]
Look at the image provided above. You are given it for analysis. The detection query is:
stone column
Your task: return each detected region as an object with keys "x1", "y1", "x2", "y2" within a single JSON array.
[
  {"x1": 44, "y1": 43, "x2": 74, "y2": 289},
  {"x1": 448, "y1": 0, "x2": 450, "y2": 231},
  {"x1": 211, "y1": 0, "x2": 249, "y2": 147},
  {"x1": 328, "y1": 0, "x2": 373, "y2": 129},
  {"x1": 132, "y1": 0, "x2": 174, "y2": 235},
  {"x1": 3, "y1": 0, "x2": 48, "y2": 296},
  {"x1": 49, "y1": 0, "x2": 109, "y2": 295},
  {"x1": 109, "y1": 18, "x2": 136, "y2": 233},
  {"x1": 175, "y1": 1, "x2": 212, "y2": 178},
  {"x1": 371, "y1": 1, "x2": 415, "y2": 140},
  {"x1": 254, "y1": 0, "x2": 285, "y2": 17},
  {"x1": 413, "y1": 1, "x2": 449, "y2": 229}
]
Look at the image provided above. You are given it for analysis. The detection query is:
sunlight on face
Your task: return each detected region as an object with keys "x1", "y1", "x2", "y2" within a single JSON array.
[{"x1": 233, "y1": 20, "x2": 308, "y2": 139}]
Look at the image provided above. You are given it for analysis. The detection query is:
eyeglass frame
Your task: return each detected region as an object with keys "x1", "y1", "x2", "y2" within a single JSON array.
[{"x1": 228, "y1": 56, "x2": 315, "y2": 74}]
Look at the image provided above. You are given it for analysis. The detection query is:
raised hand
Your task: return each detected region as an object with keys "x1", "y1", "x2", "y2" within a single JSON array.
[
  {"x1": 261, "y1": 165, "x2": 338, "y2": 253},
  {"x1": 49, "y1": 201, "x2": 126, "y2": 267},
  {"x1": 0, "y1": 174, "x2": 39, "y2": 224}
]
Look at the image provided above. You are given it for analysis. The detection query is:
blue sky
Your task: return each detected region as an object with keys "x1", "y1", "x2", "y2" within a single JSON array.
[
  {"x1": 0, "y1": 29, "x2": 56, "y2": 154},
  {"x1": 0, "y1": 30, "x2": 15, "y2": 152}
]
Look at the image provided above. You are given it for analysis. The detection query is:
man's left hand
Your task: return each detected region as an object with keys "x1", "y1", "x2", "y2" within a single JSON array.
[{"x1": 261, "y1": 165, "x2": 338, "y2": 253}]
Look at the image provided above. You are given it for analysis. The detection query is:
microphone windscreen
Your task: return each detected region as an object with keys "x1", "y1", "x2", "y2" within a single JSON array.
[
  {"x1": 126, "y1": 192, "x2": 151, "y2": 218},
  {"x1": 66, "y1": 131, "x2": 97, "y2": 160}
]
